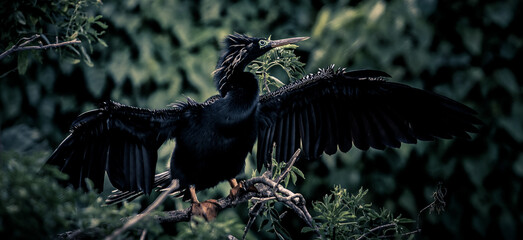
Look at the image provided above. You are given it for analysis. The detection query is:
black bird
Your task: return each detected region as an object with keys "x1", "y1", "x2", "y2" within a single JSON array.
[{"x1": 46, "y1": 34, "x2": 480, "y2": 218}]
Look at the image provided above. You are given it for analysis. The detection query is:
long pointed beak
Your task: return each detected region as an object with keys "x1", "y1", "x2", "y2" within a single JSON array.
[{"x1": 270, "y1": 36, "x2": 310, "y2": 48}]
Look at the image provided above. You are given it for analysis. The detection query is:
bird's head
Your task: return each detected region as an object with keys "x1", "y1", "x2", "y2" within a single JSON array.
[{"x1": 213, "y1": 34, "x2": 309, "y2": 95}]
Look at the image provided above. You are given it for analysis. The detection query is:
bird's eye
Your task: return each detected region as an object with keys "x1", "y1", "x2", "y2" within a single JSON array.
[{"x1": 259, "y1": 39, "x2": 269, "y2": 48}]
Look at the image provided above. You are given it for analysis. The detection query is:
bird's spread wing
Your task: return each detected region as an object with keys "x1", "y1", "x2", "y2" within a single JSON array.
[
  {"x1": 257, "y1": 65, "x2": 481, "y2": 170},
  {"x1": 46, "y1": 100, "x2": 184, "y2": 194}
]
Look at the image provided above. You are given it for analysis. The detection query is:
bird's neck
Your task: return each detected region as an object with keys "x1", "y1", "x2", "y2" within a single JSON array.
[
  {"x1": 219, "y1": 72, "x2": 259, "y2": 119},
  {"x1": 213, "y1": 65, "x2": 251, "y2": 97}
]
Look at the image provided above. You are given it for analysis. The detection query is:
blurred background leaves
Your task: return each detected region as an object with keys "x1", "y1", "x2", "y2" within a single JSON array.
[{"x1": 1, "y1": 0, "x2": 522, "y2": 239}]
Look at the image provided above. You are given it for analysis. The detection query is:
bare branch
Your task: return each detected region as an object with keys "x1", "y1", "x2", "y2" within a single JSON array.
[{"x1": 0, "y1": 34, "x2": 82, "y2": 60}]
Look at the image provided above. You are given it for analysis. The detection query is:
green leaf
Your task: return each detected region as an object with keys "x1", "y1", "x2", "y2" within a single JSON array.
[
  {"x1": 284, "y1": 172, "x2": 290, "y2": 187},
  {"x1": 14, "y1": 11, "x2": 26, "y2": 25},
  {"x1": 396, "y1": 218, "x2": 416, "y2": 224},
  {"x1": 70, "y1": 31, "x2": 79, "y2": 39},
  {"x1": 80, "y1": 45, "x2": 94, "y2": 67},
  {"x1": 84, "y1": 67, "x2": 106, "y2": 98},
  {"x1": 290, "y1": 171, "x2": 297, "y2": 185},
  {"x1": 17, "y1": 51, "x2": 30, "y2": 74},
  {"x1": 292, "y1": 166, "x2": 305, "y2": 180},
  {"x1": 40, "y1": 34, "x2": 51, "y2": 45},
  {"x1": 97, "y1": 37, "x2": 108, "y2": 47},
  {"x1": 258, "y1": 219, "x2": 270, "y2": 232},
  {"x1": 461, "y1": 27, "x2": 483, "y2": 55},
  {"x1": 494, "y1": 68, "x2": 519, "y2": 96},
  {"x1": 499, "y1": 101, "x2": 523, "y2": 142},
  {"x1": 485, "y1": 2, "x2": 514, "y2": 28},
  {"x1": 301, "y1": 226, "x2": 315, "y2": 233},
  {"x1": 312, "y1": 8, "x2": 330, "y2": 37},
  {"x1": 513, "y1": 154, "x2": 523, "y2": 177},
  {"x1": 94, "y1": 20, "x2": 108, "y2": 29}
]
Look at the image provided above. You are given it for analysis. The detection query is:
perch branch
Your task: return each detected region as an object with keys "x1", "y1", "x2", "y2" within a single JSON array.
[{"x1": 60, "y1": 149, "x2": 319, "y2": 239}]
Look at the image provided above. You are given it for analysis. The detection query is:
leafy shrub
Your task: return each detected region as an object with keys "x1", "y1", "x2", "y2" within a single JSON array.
[
  {"x1": 0, "y1": 151, "x2": 147, "y2": 239},
  {"x1": 304, "y1": 186, "x2": 415, "y2": 240}
]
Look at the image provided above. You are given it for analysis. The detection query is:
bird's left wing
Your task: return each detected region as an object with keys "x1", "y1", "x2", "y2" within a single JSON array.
[
  {"x1": 256, "y1": 65, "x2": 480, "y2": 170},
  {"x1": 46, "y1": 101, "x2": 184, "y2": 194}
]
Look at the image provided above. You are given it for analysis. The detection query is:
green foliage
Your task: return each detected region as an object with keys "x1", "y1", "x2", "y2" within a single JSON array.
[
  {"x1": 245, "y1": 158, "x2": 307, "y2": 239},
  {"x1": 247, "y1": 54, "x2": 308, "y2": 239},
  {"x1": 304, "y1": 186, "x2": 415, "y2": 240},
  {"x1": 174, "y1": 212, "x2": 245, "y2": 240},
  {"x1": 269, "y1": 158, "x2": 306, "y2": 188},
  {"x1": 0, "y1": 0, "x2": 106, "y2": 73},
  {"x1": 256, "y1": 201, "x2": 293, "y2": 240},
  {"x1": 0, "y1": 151, "x2": 146, "y2": 239},
  {"x1": 248, "y1": 44, "x2": 306, "y2": 93},
  {"x1": 256, "y1": 159, "x2": 306, "y2": 239}
]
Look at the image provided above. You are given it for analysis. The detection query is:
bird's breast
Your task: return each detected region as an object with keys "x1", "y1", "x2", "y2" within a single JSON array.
[
  {"x1": 171, "y1": 109, "x2": 257, "y2": 189},
  {"x1": 176, "y1": 105, "x2": 258, "y2": 157}
]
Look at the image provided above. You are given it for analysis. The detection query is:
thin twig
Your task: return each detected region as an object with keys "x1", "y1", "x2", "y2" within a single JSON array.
[
  {"x1": 0, "y1": 68, "x2": 18, "y2": 78},
  {"x1": 378, "y1": 228, "x2": 422, "y2": 239},
  {"x1": 139, "y1": 229, "x2": 147, "y2": 240},
  {"x1": 275, "y1": 149, "x2": 301, "y2": 186},
  {"x1": 0, "y1": 34, "x2": 82, "y2": 60},
  {"x1": 105, "y1": 179, "x2": 180, "y2": 240},
  {"x1": 356, "y1": 223, "x2": 397, "y2": 240},
  {"x1": 242, "y1": 202, "x2": 266, "y2": 240},
  {"x1": 416, "y1": 183, "x2": 447, "y2": 230}
]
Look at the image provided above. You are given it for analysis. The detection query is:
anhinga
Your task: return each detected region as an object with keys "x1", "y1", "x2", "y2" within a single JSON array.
[{"x1": 46, "y1": 34, "x2": 480, "y2": 219}]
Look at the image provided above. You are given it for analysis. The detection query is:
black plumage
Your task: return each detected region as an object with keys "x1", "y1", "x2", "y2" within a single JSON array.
[{"x1": 46, "y1": 34, "x2": 480, "y2": 206}]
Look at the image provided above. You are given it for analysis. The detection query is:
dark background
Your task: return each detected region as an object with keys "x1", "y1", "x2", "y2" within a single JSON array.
[{"x1": 1, "y1": 0, "x2": 522, "y2": 239}]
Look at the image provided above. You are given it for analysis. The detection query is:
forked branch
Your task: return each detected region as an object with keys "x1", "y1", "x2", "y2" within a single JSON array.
[{"x1": 60, "y1": 149, "x2": 318, "y2": 240}]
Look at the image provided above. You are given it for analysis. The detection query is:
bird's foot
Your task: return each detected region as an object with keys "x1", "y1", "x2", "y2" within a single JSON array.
[
  {"x1": 191, "y1": 199, "x2": 221, "y2": 221},
  {"x1": 229, "y1": 180, "x2": 258, "y2": 199}
]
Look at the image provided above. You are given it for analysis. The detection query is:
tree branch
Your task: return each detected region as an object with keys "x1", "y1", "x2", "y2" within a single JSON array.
[
  {"x1": 0, "y1": 34, "x2": 81, "y2": 60},
  {"x1": 59, "y1": 149, "x2": 320, "y2": 239}
]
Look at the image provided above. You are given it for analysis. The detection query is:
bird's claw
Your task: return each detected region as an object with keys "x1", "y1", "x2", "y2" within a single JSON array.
[
  {"x1": 191, "y1": 199, "x2": 221, "y2": 221},
  {"x1": 229, "y1": 180, "x2": 258, "y2": 199}
]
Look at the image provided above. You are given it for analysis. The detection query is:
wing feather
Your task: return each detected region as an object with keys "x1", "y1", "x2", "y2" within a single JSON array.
[
  {"x1": 324, "y1": 101, "x2": 339, "y2": 155},
  {"x1": 46, "y1": 101, "x2": 185, "y2": 193},
  {"x1": 306, "y1": 104, "x2": 318, "y2": 158},
  {"x1": 298, "y1": 107, "x2": 311, "y2": 156},
  {"x1": 257, "y1": 66, "x2": 480, "y2": 168},
  {"x1": 281, "y1": 113, "x2": 290, "y2": 163},
  {"x1": 287, "y1": 111, "x2": 297, "y2": 162},
  {"x1": 351, "y1": 109, "x2": 370, "y2": 150},
  {"x1": 275, "y1": 117, "x2": 285, "y2": 165},
  {"x1": 337, "y1": 100, "x2": 352, "y2": 153}
]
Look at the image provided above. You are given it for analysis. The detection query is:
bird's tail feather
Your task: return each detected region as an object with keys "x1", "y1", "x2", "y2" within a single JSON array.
[{"x1": 105, "y1": 171, "x2": 179, "y2": 205}]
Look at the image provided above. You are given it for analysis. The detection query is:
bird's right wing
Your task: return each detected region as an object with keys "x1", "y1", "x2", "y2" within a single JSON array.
[
  {"x1": 256, "y1": 65, "x2": 481, "y2": 170},
  {"x1": 46, "y1": 101, "x2": 185, "y2": 194}
]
